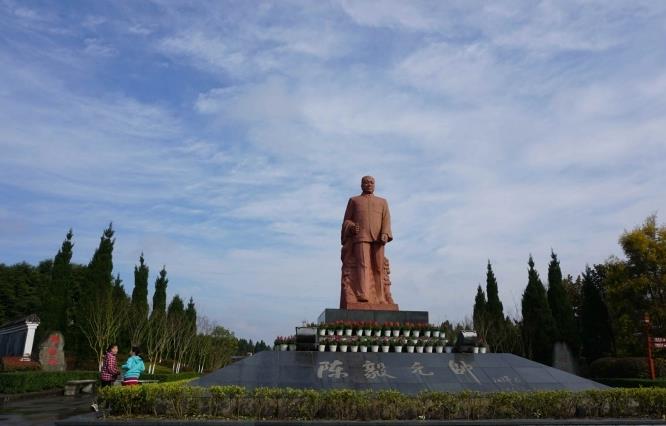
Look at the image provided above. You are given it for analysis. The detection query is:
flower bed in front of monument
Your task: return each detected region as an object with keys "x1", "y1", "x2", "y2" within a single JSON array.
[{"x1": 99, "y1": 382, "x2": 666, "y2": 420}]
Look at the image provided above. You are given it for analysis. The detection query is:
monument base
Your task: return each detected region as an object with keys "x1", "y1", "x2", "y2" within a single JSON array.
[
  {"x1": 344, "y1": 302, "x2": 399, "y2": 311},
  {"x1": 318, "y1": 308, "x2": 428, "y2": 325}
]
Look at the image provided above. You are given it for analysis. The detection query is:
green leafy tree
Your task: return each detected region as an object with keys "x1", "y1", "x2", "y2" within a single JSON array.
[
  {"x1": 546, "y1": 251, "x2": 580, "y2": 355},
  {"x1": 605, "y1": 214, "x2": 666, "y2": 355},
  {"x1": 521, "y1": 255, "x2": 556, "y2": 365},
  {"x1": 580, "y1": 264, "x2": 614, "y2": 360}
]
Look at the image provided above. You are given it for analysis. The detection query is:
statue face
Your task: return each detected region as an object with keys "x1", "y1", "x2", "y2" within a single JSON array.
[{"x1": 361, "y1": 176, "x2": 375, "y2": 194}]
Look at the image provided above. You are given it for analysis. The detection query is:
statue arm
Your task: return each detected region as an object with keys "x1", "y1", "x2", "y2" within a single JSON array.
[
  {"x1": 342, "y1": 198, "x2": 354, "y2": 244},
  {"x1": 381, "y1": 200, "x2": 393, "y2": 242}
]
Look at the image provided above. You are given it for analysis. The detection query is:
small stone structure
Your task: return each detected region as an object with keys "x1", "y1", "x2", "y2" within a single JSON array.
[
  {"x1": 39, "y1": 332, "x2": 66, "y2": 371},
  {"x1": 0, "y1": 314, "x2": 40, "y2": 361}
]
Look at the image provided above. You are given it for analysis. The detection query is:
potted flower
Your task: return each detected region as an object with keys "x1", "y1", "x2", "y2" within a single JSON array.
[
  {"x1": 319, "y1": 324, "x2": 327, "y2": 336},
  {"x1": 318, "y1": 338, "x2": 326, "y2": 352},
  {"x1": 339, "y1": 339, "x2": 348, "y2": 352},
  {"x1": 435, "y1": 339, "x2": 444, "y2": 353},
  {"x1": 329, "y1": 337, "x2": 338, "y2": 352},
  {"x1": 370, "y1": 338, "x2": 380, "y2": 353},
  {"x1": 394, "y1": 337, "x2": 405, "y2": 353},
  {"x1": 350, "y1": 339, "x2": 359, "y2": 352},
  {"x1": 478, "y1": 338, "x2": 487, "y2": 354},
  {"x1": 335, "y1": 321, "x2": 344, "y2": 336},
  {"x1": 373, "y1": 322, "x2": 382, "y2": 337},
  {"x1": 327, "y1": 324, "x2": 335, "y2": 336},
  {"x1": 274, "y1": 336, "x2": 288, "y2": 351},
  {"x1": 438, "y1": 323, "x2": 447, "y2": 339},
  {"x1": 355, "y1": 321, "x2": 364, "y2": 337},
  {"x1": 364, "y1": 322, "x2": 373, "y2": 336},
  {"x1": 445, "y1": 342, "x2": 453, "y2": 353},
  {"x1": 415, "y1": 339, "x2": 425, "y2": 353},
  {"x1": 344, "y1": 321, "x2": 353, "y2": 337},
  {"x1": 413, "y1": 324, "x2": 422, "y2": 338},
  {"x1": 382, "y1": 323, "x2": 391, "y2": 337},
  {"x1": 288, "y1": 336, "x2": 297, "y2": 351},
  {"x1": 425, "y1": 339, "x2": 434, "y2": 353},
  {"x1": 431, "y1": 324, "x2": 440, "y2": 338},
  {"x1": 381, "y1": 337, "x2": 390, "y2": 353},
  {"x1": 359, "y1": 337, "x2": 369, "y2": 352},
  {"x1": 402, "y1": 322, "x2": 412, "y2": 337},
  {"x1": 424, "y1": 324, "x2": 432, "y2": 338}
]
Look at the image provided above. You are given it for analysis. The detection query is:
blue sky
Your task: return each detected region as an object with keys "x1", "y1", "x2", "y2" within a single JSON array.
[{"x1": 2, "y1": 1, "x2": 665, "y2": 343}]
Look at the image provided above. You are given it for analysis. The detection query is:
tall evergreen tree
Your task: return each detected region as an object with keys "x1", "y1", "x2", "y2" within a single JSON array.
[
  {"x1": 472, "y1": 285, "x2": 488, "y2": 337},
  {"x1": 43, "y1": 229, "x2": 74, "y2": 334},
  {"x1": 167, "y1": 295, "x2": 185, "y2": 320},
  {"x1": 580, "y1": 265, "x2": 614, "y2": 361},
  {"x1": 131, "y1": 253, "x2": 149, "y2": 321},
  {"x1": 185, "y1": 297, "x2": 197, "y2": 335},
  {"x1": 150, "y1": 266, "x2": 168, "y2": 320},
  {"x1": 546, "y1": 250, "x2": 580, "y2": 355},
  {"x1": 484, "y1": 261, "x2": 505, "y2": 349},
  {"x1": 521, "y1": 255, "x2": 556, "y2": 365},
  {"x1": 85, "y1": 223, "x2": 115, "y2": 304}
]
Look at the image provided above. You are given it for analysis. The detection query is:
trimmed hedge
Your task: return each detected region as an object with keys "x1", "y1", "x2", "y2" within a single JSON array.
[
  {"x1": 0, "y1": 371, "x2": 200, "y2": 394},
  {"x1": 590, "y1": 357, "x2": 666, "y2": 379},
  {"x1": 0, "y1": 371, "x2": 98, "y2": 393},
  {"x1": 99, "y1": 383, "x2": 666, "y2": 420},
  {"x1": 141, "y1": 372, "x2": 201, "y2": 383}
]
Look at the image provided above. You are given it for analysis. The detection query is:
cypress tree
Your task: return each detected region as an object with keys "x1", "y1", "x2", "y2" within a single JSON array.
[
  {"x1": 521, "y1": 255, "x2": 556, "y2": 365},
  {"x1": 185, "y1": 297, "x2": 197, "y2": 335},
  {"x1": 580, "y1": 265, "x2": 613, "y2": 361},
  {"x1": 131, "y1": 253, "x2": 149, "y2": 321},
  {"x1": 485, "y1": 261, "x2": 505, "y2": 349},
  {"x1": 546, "y1": 250, "x2": 580, "y2": 355},
  {"x1": 85, "y1": 223, "x2": 115, "y2": 304},
  {"x1": 42, "y1": 230, "x2": 73, "y2": 333},
  {"x1": 473, "y1": 285, "x2": 487, "y2": 334},
  {"x1": 150, "y1": 266, "x2": 168, "y2": 320}
]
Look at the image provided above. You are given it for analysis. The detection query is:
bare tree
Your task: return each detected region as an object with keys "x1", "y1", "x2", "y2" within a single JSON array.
[{"x1": 80, "y1": 297, "x2": 126, "y2": 370}]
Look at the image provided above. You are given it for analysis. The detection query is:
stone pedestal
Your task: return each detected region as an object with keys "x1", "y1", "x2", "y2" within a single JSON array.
[
  {"x1": 318, "y1": 308, "x2": 428, "y2": 325},
  {"x1": 344, "y1": 302, "x2": 399, "y2": 311}
]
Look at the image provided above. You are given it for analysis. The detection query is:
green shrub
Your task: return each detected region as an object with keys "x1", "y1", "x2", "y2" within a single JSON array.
[
  {"x1": 97, "y1": 384, "x2": 666, "y2": 420},
  {"x1": 140, "y1": 372, "x2": 200, "y2": 383},
  {"x1": 0, "y1": 371, "x2": 98, "y2": 393},
  {"x1": 590, "y1": 357, "x2": 666, "y2": 379}
]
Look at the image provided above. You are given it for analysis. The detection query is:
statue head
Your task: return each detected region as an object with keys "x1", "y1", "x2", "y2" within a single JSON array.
[{"x1": 361, "y1": 175, "x2": 375, "y2": 194}]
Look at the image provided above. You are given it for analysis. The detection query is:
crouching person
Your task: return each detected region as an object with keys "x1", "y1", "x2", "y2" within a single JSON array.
[{"x1": 121, "y1": 346, "x2": 145, "y2": 386}]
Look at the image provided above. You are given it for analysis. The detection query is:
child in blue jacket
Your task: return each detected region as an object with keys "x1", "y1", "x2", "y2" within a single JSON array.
[{"x1": 121, "y1": 346, "x2": 145, "y2": 386}]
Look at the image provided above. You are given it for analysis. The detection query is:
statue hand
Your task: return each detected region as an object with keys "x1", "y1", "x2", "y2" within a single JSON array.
[
  {"x1": 353, "y1": 223, "x2": 359, "y2": 234},
  {"x1": 380, "y1": 233, "x2": 389, "y2": 244}
]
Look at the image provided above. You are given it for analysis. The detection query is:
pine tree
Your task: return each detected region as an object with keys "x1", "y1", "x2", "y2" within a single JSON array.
[
  {"x1": 485, "y1": 261, "x2": 505, "y2": 349},
  {"x1": 43, "y1": 229, "x2": 74, "y2": 334},
  {"x1": 85, "y1": 223, "x2": 115, "y2": 304},
  {"x1": 131, "y1": 253, "x2": 149, "y2": 321},
  {"x1": 150, "y1": 266, "x2": 168, "y2": 320},
  {"x1": 580, "y1": 265, "x2": 614, "y2": 361},
  {"x1": 521, "y1": 255, "x2": 556, "y2": 365},
  {"x1": 167, "y1": 295, "x2": 185, "y2": 320},
  {"x1": 472, "y1": 285, "x2": 488, "y2": 337},
  {"x1": 185, "y1": 297, "x2": 197, "y2": 335},
  {"x1": 546, "y1": 251, "x2": 580, "y2": 355}
]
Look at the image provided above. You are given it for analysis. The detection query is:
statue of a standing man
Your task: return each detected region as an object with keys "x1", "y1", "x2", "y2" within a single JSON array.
[{"x1": 341, "y1": 176, "x2": 397, "y2": 309}]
